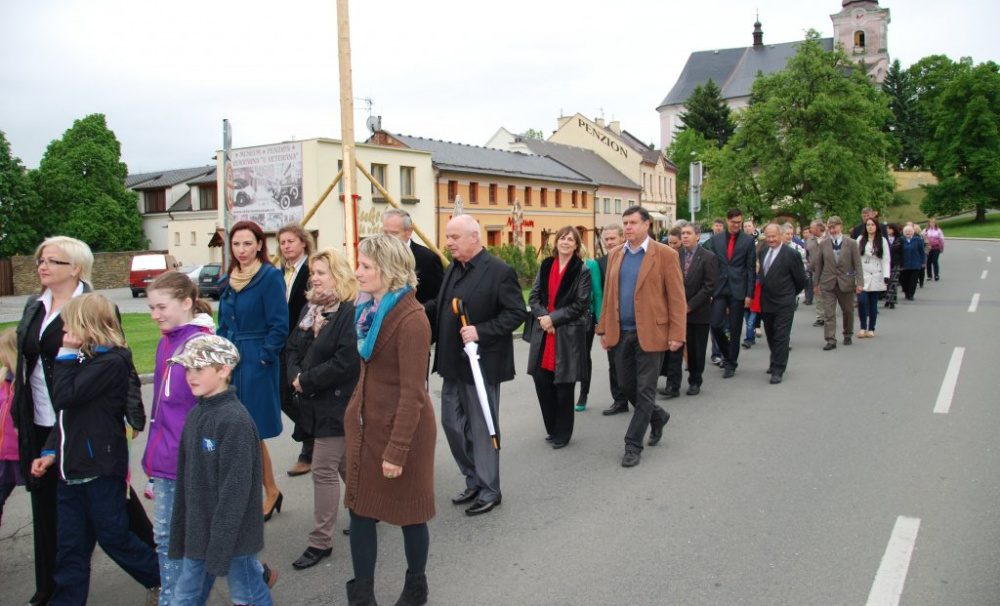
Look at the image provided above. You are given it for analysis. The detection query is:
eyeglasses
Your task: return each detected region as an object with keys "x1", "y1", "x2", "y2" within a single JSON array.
[{"x1": 35, "y1": 258, "x2": 72, "y2": 267}]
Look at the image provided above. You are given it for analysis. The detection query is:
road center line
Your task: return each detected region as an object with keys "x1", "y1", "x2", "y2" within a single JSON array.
[
  {"x1": 866, "y1": 516, "x2": 921, "y2": 606},
  {"x1": 934, "y1": 347, "x2": 965, "y2": 414},
  {"x1": 968, "y1": 294, "x2": 980, "y2": 313},
  {"x1": 983, "y1": 270, "x2": 989, "y2": 280},
  {"x1": 988, "y1": 256, "x2": 992, "y2": 263}
]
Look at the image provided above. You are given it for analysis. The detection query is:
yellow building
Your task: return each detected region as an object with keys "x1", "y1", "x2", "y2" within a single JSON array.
[{"x1": 369, "y1": 132, "x2": 597, "y2": 253}]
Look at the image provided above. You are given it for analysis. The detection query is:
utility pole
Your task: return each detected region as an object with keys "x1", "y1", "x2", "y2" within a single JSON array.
[{"x1": 338, "y1": 0, "x2": 358, "y2": 266}]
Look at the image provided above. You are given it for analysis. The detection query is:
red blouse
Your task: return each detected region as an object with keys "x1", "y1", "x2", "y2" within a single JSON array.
[{"x1": 541, "y1": 259, "x2": 567, "y2": 372}]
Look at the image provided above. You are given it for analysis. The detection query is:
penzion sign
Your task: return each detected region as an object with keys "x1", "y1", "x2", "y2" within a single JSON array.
[{"x1": 578, "y1": 119, "x2": 628, "y2": 159}]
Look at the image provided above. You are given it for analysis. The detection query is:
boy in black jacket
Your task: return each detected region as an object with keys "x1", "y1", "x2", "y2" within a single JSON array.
[{"x1": 167, "y1": 335, "x2": 276, "y2": 606}]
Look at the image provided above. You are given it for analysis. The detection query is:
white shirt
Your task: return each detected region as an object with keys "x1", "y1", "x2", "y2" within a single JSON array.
[
  {"x1": 624, "y1": 236, "x2": 651, "y2": 255},
  {"x1": 30, "y1": 282, "x2": 85, "y2": 427}
]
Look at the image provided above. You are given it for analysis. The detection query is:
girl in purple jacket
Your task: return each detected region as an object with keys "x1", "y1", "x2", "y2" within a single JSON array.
[{"x1": 141, "y1": 271, "x2": 215, "y2": 606}]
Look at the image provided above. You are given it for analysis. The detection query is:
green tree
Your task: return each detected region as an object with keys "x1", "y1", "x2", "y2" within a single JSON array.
[
  {"x1": 705, "y1": 31, "x2": 896, "y2": 228},
  {"x1": 519, "y1": 128, "x2": 544, "y2": 140},
  {"x1": 32, "y1": 114, "x2": 146, "y2": 251},
  {"x1": 0, "y1": 130, "x2": 44, "y2": 256},
  {"x1": 921, "y1": 61, "x2": 1000, "y2": 222},
  {"x1": 905, "y1": 55, "x2": 972, "y2": 171},
  {"x1": 666, "y1": 128, "x2": 714, "y2": 220},
  {"x1": 677, "y1": 79, "x2": 734, "y2": 147},
  {"x1": 883, "y1": 59, "x2": 918, "y2": 169}
]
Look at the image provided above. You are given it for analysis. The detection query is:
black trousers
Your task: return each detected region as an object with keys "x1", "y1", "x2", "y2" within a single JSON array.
[
  {"x1": 29, "y1": 424, "x2": 59, "y2": 599},
  {"x1": 579, "y1": 320, "x2": 596, "y2": 398},
  {"x1": 711, "y1": 294, "x2": 746, "y2": 370},
  {"x1": 900, "y1": 269, "x2": 920, "y2": 299},
  {"x1": 532, "y1": 367, "x2": 575, "y2": 444},
  {"x1": 615, "y1": 331, "x2": 668, "y2": 453},
  {"x1": 666, "y1": 323, "x2": 710, "y2": 389},
  {"x1": 607, "y1": 348, "x2": 629, "y2": 408},
  {"x1": 280, "y1": 355, "x2": 314, "y2": 463},
  {"x1": 762, "y1": 308, "x2": 794, "y2": 375}
]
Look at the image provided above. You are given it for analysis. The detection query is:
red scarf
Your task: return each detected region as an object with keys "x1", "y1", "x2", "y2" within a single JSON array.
[{"x1": 541, "y1": 260, "x2": 567, "y2": 372}]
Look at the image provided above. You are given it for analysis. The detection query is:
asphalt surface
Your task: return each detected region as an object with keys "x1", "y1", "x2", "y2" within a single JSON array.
[{"x1": 1, "y1": 240, "x2": 998, "y2": 605}]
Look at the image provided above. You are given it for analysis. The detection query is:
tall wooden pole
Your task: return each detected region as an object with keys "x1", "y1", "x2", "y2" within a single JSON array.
[{"x1": 337, "y1": 0, "x2": 357, "y2": 267}]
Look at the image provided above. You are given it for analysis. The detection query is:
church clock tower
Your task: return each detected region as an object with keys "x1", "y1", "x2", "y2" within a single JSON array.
[{"x1": 831, "y1": 0, "x2": 891, "y2": 83}]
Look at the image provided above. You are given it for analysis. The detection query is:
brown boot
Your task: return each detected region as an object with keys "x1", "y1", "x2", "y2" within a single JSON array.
[{"x1": 287, "y1": 460, "x2": 311, "y2": 477}]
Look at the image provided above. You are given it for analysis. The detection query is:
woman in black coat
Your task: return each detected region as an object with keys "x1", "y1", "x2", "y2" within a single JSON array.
[
  {"x1": 526, "y1": 226, "x2": 592, "y2": 449},
  {"x1": 285, "y1": 248, "x2": 361, "y2": 570}
]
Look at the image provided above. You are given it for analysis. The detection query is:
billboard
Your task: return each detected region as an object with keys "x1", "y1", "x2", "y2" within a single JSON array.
[{"x1": 228, "y1": 142, "x2": 303, "y2": 231}]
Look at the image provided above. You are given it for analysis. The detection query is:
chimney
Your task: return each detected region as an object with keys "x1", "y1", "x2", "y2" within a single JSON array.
[
  {"x1": 753, "y1": 15, "x2": 763, "y2": 47},
  {"x1": 609, "y1": 120, "x2": 621, "y2": 135},
  {"x1": 557, "y1": 115, "x2": 572, "y2": 129},
  {"x1": 596, "y1": 117, "x2": 605, "y2": 128}
]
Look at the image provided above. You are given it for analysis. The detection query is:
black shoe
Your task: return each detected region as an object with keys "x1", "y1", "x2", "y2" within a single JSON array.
[
  {"x1": 711, "y1": 356, "x2": 723, "y2": 367},
  {"x1": 544, "y1": 434, "x2": 554, "y2": 443},
  {"x1": 551, "y1": 441, "x2": 569, "y2": 449},
  {"x1": 804, "y1": 300, "x2": 813, "y2": 305},
  {"x1": 686, "y1": 385, "x2": 701, "y2": 396},
  {"x1": 263, "y1": 492, "x2": 283, "y2": 522},
  {"x1": 292, "y1": 546, "x2": 333, "y2": 570},
  {"x1": 843, "y1": 337, "x2": 852, "y2": 346},
  {"x1": 823, "y1": 342, "x2": 837, "y2": 351},
  {"x1": 648, "y1": 412, "x2": 670, "y2": 446},
  {"x1": 769, "y1": 373, "x2": 783, "y2": 385},
  {"x1": 621, "y1": 451, "x2": 641, "y2": 467},
  {"x1": 658, "y1": 386, "x2": 680, "y2": 399},
  {"x1": 394, "y1": 570, "x2": 429, "y2": 606},
  {"x1": 722, "y1": 368, "x2": 735, "y2": 379},
  {"x1": 934, "y1": 276, "x2": 940, "y2": 281},
  {"x1": 452, "y1": 487, "x2": 480, "y2": 505},
  {"x1": 27, "y1": 592, "x2": 52, "y2": 606},
  {"x1": 346, "y1": 579, "x2": 376, "y2": 606},
  {"x1": 812, "y1": 319, "x2": 825, "y2": 327},
  {"x1": 742, "y1": 340, "x2": 754, "y2": 349},
  {"x1": 466, "y1": 498, "x2": 501, "y2": 516},
  {"x1": 602, "y1": 402, "x2": 628, "y2": 416}
]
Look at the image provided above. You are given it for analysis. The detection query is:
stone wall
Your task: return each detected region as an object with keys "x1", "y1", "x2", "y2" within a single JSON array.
[{"x1": 12, "y1": 250, "x2": 167, "y2": 295}]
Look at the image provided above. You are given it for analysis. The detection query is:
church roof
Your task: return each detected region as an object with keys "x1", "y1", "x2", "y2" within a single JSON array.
[{"x1": 656, "y1": 38, "x2": 834, "y2": 110}]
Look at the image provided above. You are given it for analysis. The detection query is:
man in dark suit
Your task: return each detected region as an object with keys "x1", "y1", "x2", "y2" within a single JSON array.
[
  {"x1": 812, "y1": 215, "x2": 864, "y2": 350},
  {"x1": 663, "y1": 223, "x2": 718, "y2": 397},
  {"x1": 597, "y1": 206, "x2": 687, "y2": 468},
  {"x1": 708, "y1": 208, "x2": 757, "y2": 378},
  {"x1": 430, "y1": 215, "x2": 526, "y2": 516},
  {"x1": 382, "y1": 208, "x2": 444, "y2": 306},
  {"x1": 758, "y1": 223, "x2": 807, "y2": 384},
  {"x1": 597, "y1": 225, "x2": 631, "y2": 416},
  {"x1": 277, "y1": 223, "x2": 315, "y2": 476}
]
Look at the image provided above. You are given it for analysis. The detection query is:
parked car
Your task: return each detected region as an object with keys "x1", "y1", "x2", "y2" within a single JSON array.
[
  {"x1": 197, "y1": 263, "x2": 223, "y2": 300},
  {"x1": 130, "y1": 253, "x2": 180, "y2": 298},
  {"x1": 178, "y1": 265, "x2": 203, "y2": 281}
]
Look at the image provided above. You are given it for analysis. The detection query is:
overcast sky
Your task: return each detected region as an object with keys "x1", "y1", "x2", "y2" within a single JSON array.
[{"x1": 2, "y1": 0, "x2": 997, "y2": 172}]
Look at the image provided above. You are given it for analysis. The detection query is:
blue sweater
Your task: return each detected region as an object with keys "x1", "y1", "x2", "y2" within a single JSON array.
[{"x1": 618, "y1": 248, "x2": 645, "y2": 331}]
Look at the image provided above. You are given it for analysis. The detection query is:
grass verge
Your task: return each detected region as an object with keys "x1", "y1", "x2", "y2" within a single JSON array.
[{"x1": 936, "y1": 212, "x2": 1000, "y2": 239}]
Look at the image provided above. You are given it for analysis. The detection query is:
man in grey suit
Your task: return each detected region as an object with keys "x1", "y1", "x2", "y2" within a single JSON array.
[
  {"x1": 805, "y1": 220, "x2": 827, "y2": 326},
  {"x1": 758, "y1": 224, "x2": 808, "y2": 384},
  {"x1": 662, "y1": 223, "x2": 718, "y2": 397},
  {"x1": 812, "y1": 216, "x2": 863, "y2": 350}
]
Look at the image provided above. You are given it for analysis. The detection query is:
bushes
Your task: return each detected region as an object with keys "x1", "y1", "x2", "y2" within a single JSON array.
[{"x1": 487, "y1": 243, "x2": 540, "y2": 283}]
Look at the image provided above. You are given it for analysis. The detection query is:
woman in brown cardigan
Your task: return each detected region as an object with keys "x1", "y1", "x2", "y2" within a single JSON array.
[{"x1": 344, "y1": 234, "x2": 436, "y2": 606}]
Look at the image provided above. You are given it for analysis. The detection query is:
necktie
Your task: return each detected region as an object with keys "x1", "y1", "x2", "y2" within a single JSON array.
[
  {"x1": 764, "y1": 248, "x2": 775, "y2": 275},
  {"x1": 684, "y1": 250, "x2": 694, "y2": 276},
  {"x1": 727, "y1": 232, "x2": 736, "y2": 261},
  {"x1": 833, "y1": 239, "x2": 842, "y2": 263},
  {"x1": 284, "y1": 265, "x2": 295, "y2": 301}
]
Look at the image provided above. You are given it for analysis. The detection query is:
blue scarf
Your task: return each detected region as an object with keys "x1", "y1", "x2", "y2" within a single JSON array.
[{"x1": 355, "y1": 285, "x2": 412, "y2": 361}]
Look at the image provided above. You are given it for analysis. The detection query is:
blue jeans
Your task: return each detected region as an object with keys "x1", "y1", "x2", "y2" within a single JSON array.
[
  {"x1": 51, "y1": 476, "x2": 160, "y2": 605},
  {"x1": 743, "y1": 309, "x2": 758, "y2": 343},
  {"x1": 857, "y1": 292, "x2": 880, "y2": 331},
  {"x1": 153, "y1": 479, "x2": 212, "y2": 606},
  {"x1": 172, "y1": 555, "x2": 272, "y2": 606}
]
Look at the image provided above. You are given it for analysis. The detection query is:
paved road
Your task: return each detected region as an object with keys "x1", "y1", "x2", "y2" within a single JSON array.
[{"x1": 2, "y1": 240, "x2": 998, "y2": 605}]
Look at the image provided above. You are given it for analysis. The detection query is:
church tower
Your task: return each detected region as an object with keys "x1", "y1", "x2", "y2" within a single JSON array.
[{"x1": 831, "y1": 0, "x2": 891, "y2": 83}]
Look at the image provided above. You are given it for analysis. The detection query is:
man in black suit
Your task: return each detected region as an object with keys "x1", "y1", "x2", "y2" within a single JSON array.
[
  {"x1": 758, "y1": 223, "x2": 808, "y2": 384},
  {"x1": 597, "y1": 225, "x2": 631, "y2": 416},
  {"x1": 708, "y1": 208, "x2": 757, "y2": 378},
  {"x1": 277, "y1": 223, "x2": 315, "y2": 476},
  {"x1": 430, "y1": 215, "x2": 527, "y2": 516},
  {"x1": 663, "y1": 223, "x2": 718, "y2": 397},
  {"x1": 382, "y1": 208, "x2": 444, "y2": 306}
]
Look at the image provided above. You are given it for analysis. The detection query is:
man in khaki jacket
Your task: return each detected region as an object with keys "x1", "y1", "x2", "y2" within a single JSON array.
[
  {"x1": 597, "y1": 206, "x2": 686, "y2": 468},
  {"x1": 812, "y1": 215, "x2": 864, "y2": 350}
]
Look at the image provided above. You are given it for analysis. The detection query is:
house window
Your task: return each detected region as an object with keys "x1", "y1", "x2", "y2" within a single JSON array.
[
  {"x1": 581, "y1": 192, "x2": 588, "y2": 209},
  {"x1": 572, "y1": 191, "x2": 578, "y2": 208},
  {"x1": 540, "y1": 188, "x2": 547, "y2": 207},
  {"x1": 487, "y1": 230, "x2": 501, "y2": 247},
  {"x1": 855, "y1": 30, "x2": 866, "y2": 48},
  {"x1": 144, "y1": 190, "x2": 166, "y2": 213},
  {"x1": 489, "y1": 184, "x2": 498, "y2": 205},
  {"x1": 525, "y1": 230, "x2": 533, "y2": 247},
  {"x1": 555, "y1": 189, "x2": 562, "y2": 208},
  {"x1": 190, "y1": 231, "x2": 197, "y2": 246},
  {"x1": 524, "y1": 186, "x2": 532, "y2": 206},
  {"x1": 173, "y1": 231, "x2": 180, "y2": 246},
  {"x1": 199, "y1": 187, "x2": 217, "y2": 211},
  {"x1": 370, "y1": 163, "x2": 387, "y2": 195},
  {"x1": 469, "y1": 182, "x2": 479, "y2": 204},
  {"x1": 507, "y1": 185, "x2": 515, "y2": 206},
  {"x1": 448, "y1": 180, "x2": 458, "y2": 203},
  {"x1": 628, "y1": 199, "x2": 637, "y2": 209},
  {"x1": 400, "y1": 166, "x2": 415, "y2": 197},
  {"x1": 614, "y1": 199, "x2": 622, "y2": 214},
  {"x1": 603, "y1": 198, "x2": 610, "y2": 214}
]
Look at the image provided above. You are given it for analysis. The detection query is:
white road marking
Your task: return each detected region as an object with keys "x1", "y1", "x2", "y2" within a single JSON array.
[
  {"x1": 988, "y1": 256, "x2": 992, "y2": 263},
  {"x1": 934, "y1": 347, "x2": 965, "y2": 414},
  {"x1": 969, "y1": 294, "x2": 980, "y2": 313},
  {"x1": 866, "y1": 516, "x2": 921, "y2": 606},
  {"x1": 983, "y1": 270, "x2": 989, "y2": 280}
]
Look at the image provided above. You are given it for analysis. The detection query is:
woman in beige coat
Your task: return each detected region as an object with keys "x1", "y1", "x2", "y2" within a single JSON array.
[{"x1": 344, "y1": 234, "x2": 435, "y2": 606}]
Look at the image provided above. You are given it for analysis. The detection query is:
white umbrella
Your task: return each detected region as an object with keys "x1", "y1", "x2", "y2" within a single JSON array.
[{"x1": 452, "y1": 298, "x2": 499, "y2": 450}]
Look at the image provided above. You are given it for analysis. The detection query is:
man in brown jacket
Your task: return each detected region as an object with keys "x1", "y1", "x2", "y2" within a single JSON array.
[
  {"x1": 812, "y1": 215, "x2": 864, "y2": 350},
  {"x1": 597, "y1": 207, "x2": 687, "y2": 468}
]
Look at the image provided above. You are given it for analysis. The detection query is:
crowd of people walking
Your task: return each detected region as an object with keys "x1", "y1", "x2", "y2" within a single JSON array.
[{"x1": 0, "y1": 203, "x2": 947, "y2": 605}]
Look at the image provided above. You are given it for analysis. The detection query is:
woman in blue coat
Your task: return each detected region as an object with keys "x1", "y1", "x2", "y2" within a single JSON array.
[{"x1": 218, "y1": 221, "x2": 289, "y2": 520}]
